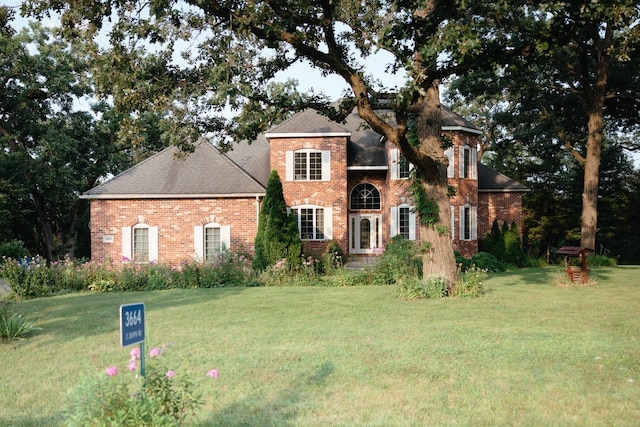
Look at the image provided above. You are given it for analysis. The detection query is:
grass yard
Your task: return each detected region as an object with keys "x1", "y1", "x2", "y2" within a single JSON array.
[{"x1": 1, "y1": 266, "x2": 639, "y2": 426}]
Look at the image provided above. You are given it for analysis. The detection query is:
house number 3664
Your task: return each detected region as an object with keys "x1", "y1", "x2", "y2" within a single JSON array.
[{"x1": 124, "y1": 310, "x2": 142, "y2": 327}]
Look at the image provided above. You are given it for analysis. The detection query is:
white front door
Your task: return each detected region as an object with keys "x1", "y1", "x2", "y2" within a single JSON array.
[{"x1": 349, "y1": 214, "x2": 382, "y2": 254}]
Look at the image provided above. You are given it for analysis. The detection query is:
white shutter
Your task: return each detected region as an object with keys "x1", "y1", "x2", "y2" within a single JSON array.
[
  {"x1": 149, "y1": 226, "x2": 159, "y2": 262},
  {"x1": 193, "y1": 226, "x2": 204, "y2": 260},
  {"x1": 459, "y1": 206, "x2": 465, "y2": 240},
  {"x1": 450, "y1": 206, "x2": 455, "y2": 240},
  {"x1": 446, "y1": 147, "x2": 454, "y2": 178},
  {"x1": 471, "y1": 147, "x2": 477, "y2": 179},
  {"x1": 323, "y1": 207, "x2": 333, "y2": 239},
  {"x1": 221, "y1": 225, "x2": 231, "y2": 249},
  {"x1": 121, "y1": 227, "x2": 132, "y2": 261},
  {"x1": 409, "y1": 207, "x2": 416, "y2": 240},
  {"x1": 390, "y1": 206, "x2": 398, "y2": 237},
  {"x1": 390, "y1": 149, "x2": 399, "y2": 180},
  {"x1": 285, "y1": 151, "x2": 294, "y2": 181},
  {"x1": 321, "y1": 151, "x2": 331, "y2": 181},
  {"x1": 459, "y1": 147, "x2": 464, "y2": 178},
  {"x1": 471, "y1": 206, "x2": 478, "y2": 240}
]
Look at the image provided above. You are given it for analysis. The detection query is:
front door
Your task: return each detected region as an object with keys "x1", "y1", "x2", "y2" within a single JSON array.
[{"x1": 349, "y1": 214, "x2": 382, "y2": 254}]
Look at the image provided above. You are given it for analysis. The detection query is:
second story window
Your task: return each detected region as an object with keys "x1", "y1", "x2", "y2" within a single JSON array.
[
  {"x1": 286, "y1": 150, "x2": 330, "y2": 181},
  {"x1": 459, "y1": 144, "x2": 477, "y2": 179},
  {"x1": 398, "y1": 154, "x2": 411, "y2": 179},
  {"x1": 295, "y1": 151, "x2": 322, "y2": 180}
]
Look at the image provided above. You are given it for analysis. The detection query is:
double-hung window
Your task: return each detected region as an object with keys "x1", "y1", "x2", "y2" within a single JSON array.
[
  {"x1": 286, "y1": 150, "x2": 330, "y2": 181},
  {"x1": 290, "y1": 205, "x2": 332, "y2": 240},
  {"x1": 194, "y1": 223, "x2": 231, "y2": 261},
  {"x1": 390, "y1": 204, "x2": 416, "y2": 240},
  {"x1": 390, "y1": 149, "x2": 413, "y2": 180},
  {"x1": 459, "y1": 205, "x2": 478, "y2": 241},
  {"x1": 122, "y1": 223, "x2": 158, "y2": 263},
  {"x1": 459, "y1": 144, "x2": 477, "y2": 179}
]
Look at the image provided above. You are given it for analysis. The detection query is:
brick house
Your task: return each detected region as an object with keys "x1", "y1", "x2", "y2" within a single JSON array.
[{"x1": 81, "y1": 106, "x2": 527, "y2": 266}]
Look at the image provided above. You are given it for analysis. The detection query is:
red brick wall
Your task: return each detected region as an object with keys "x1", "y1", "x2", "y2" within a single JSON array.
[
  {"x1": 88, "y1": 198, "x2": 259, "y2": 267},
  {"x1": 270, "y1": 136, "x2": 349, "y2": 255},
  {"x1": 477, "y1": 192, "x2": 524, "y2": 242}
]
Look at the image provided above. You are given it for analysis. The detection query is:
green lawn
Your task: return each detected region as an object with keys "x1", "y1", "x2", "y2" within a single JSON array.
[{"x1": 1, "y1": 266, "x2": 639, "y2": 426}]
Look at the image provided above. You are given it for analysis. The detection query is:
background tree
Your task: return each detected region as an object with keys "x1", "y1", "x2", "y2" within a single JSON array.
[
  {"x1": 448, "y1": 0, "x2": 640, "y2": 252},
  {"x1": 0, "y1": 11, "x2": 163, "y2": 261},
  {"x1": 253, "y1": 170, "x2": 302, "y2": 271},
  {"x1": 23, "y1": 0, "x2": 543, "y2": 286}
]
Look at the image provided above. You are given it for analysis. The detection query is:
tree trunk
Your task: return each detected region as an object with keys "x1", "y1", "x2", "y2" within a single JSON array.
[
  {"x1": 31, "y1": 191, "x2": 56, "y2": 263},
  {"x1": 580, "y1": 110, "x2": 603, "y2": 251},
  {"x1": 412, "y1": 85, "x2": 458, "y2": 291}
]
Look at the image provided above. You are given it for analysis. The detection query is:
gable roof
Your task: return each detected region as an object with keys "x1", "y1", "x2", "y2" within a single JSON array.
[
  {"x1": 224, "y1": 134, "x2": 271, "y2": 187},
  {"x1": 477, "y1": 163, "x2": 529, "y2": 192},
  {"x1": 81, "y1": 142, "x2": 266, "y2": 199}
]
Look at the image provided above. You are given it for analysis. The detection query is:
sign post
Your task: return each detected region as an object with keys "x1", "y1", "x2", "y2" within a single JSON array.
[{"x1": 120, "y1": 302, "x2": 146, "y2": 376}]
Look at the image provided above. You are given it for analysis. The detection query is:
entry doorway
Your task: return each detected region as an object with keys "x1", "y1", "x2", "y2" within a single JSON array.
[{"x1": 349, "y1": 214, "x2": 382, "y2": 254}]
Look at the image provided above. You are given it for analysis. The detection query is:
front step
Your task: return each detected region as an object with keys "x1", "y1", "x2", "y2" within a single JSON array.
[{"x1": 344, "y1": 256, "x2": 378, "y2": 270}]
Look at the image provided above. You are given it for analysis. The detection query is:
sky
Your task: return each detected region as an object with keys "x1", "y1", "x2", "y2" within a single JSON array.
[{"x1": 4, "y1": 1, "x2": 639, "y2": 167}]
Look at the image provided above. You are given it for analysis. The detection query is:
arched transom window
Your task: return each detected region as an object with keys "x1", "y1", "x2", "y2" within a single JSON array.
[{"x1": 350, "y1": 183, "x2": 381, "y2": 210}]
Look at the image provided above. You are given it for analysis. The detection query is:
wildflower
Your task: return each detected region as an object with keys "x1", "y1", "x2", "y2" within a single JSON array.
[
  {"x1": 149, "y1": 347, "x2": 161, "y2": 358},
  {"x1": 206, "y1": 369, "x2": 219, "y2": 379},
  {"x1": 129, "y1": 347, "x2": 141, "y2": 361},
  {"x1": 166, "y1": 370, "x2": 175, "y2": 378},
  {"x1": 128, "y1": 362, "x2": 137, "y2": 371},
  {"x1": 105, "y1": 366, "x2": 118, "y2": 377}
]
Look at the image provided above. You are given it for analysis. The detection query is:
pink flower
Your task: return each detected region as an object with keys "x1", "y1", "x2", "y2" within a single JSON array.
[
  {"x1": 129, "y1": 347, "x2": 140, "y2": 361},
  {"x1": 166, "y1": 370, "x2": 175, "y2": 378},
  {"x1": 128, "y1": 362, "x2": 137, "y2": 371},
  {"x1": 206, "y1": 369, "x2": 219, "y2": 379},
  {"x1": 105, "y1": 366, "x2": 118, "y2": 377},
  {"x1": 149, "y1": 347, "x2": 161, "y2": 358}
]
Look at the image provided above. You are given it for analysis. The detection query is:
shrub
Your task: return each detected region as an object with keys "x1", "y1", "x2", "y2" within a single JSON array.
[
  {"x1": 66, "y1": 344, "x2": 209, "y2": 426},
  {"x1": 586, "y1": 255, "x2": 617, "y2": 267},
  {"x1": 0, "y1": 302, "x2": 41, "y2": 341},
  {"x1": 395, "y1": 275, "x2": 448, "y2": 300},
  {"x1": 322, "y1": 240, "x2": 345, "y2": 271},
  {"x1": 372, "y1": 236, "x2": 422, "y2": 285},
  {"x1": 470, "y1": 252, "x2": 505, "y2": 272},
  {"x1": 453, "y1": 265, "x2": 487, "y2": 297},
  {"x1": 0, "y1": 241, "x2": 29, "y2": 262}
]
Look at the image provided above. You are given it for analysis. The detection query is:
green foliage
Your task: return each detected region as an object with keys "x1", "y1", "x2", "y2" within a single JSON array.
[
  {"x1": 586, "y1": 255, "x2": 617, "y2": 267},
  {"x1": 66, "y1": 345, "x2": 204, "y2": 426},
  {"x1": 395, "y1": 275, "x2": 448, "y2": 300},
  {"x1": 480, "y1": 221, "x2": 525, "y2": 267},
  {"x1": 0, "y1": 241, "x2": 29, "y2": 262},
  {"x1": 470, "y1": 252, "x2": 505, "y2": 272},
  {"x1": 453, "y1": 265, "x2": 487, "y2": 297},
  {"x1": 372, "y1": 236, "x2": 422, "y2": 285},
  {"x1": 322, "y1": 240, "x2": 345, "y2": 271},
  {"x1": 409, "y1": 176, "x2": 439, "y2": 227},
  {"x1": 253, "y1": 170, "x2": 302, "y2": 271},
  {"x1": 0, "y1": 302, "x2": 41, "y2": 341},
  {"x1": 0, "y1": 254, "x2": 255, "y2": 299}
]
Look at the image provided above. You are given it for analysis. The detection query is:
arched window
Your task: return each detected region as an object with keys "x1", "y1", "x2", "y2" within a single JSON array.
[{"x1": 350, "y1": 183, "x2": 381, "y2": 210}]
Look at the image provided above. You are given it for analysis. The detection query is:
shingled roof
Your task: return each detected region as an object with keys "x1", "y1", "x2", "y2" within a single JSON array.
[
  {"x1": 81, "y1": 142, "x2": 265, "y2": 199},
  {"x1": 477, "y1": 163, "x2": 528, "y2": 192}
]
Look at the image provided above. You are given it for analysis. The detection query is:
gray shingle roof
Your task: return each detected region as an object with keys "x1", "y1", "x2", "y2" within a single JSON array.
[
  {"x1": 477, "y1": 163, "x2": 528, "y2": 192},
  {"x1": 81, "y1": 142, "x2": 265, "y2": 199},
  {"x1": 224, "y1": 135, "x2": 271, "y2": 187}
]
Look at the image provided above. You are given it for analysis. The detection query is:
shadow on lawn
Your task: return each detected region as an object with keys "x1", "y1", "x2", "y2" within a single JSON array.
[
  {"x1": 489, "y1": 265, "x2": 619, "y2": 286},
  {"x1": 22, "y1": 287, "x2": 248, "y2": 345},
  {"x1": 195, "y1": 361, "x2": 335, "y2": 426},
  {"x1": 0, "y1": 412, "x2": 65, "y2": 427}
]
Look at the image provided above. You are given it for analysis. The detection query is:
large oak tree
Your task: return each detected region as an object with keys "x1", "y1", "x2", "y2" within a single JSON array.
[{"x1": 24, "y1": 0, "x2": 540, "y2": 285}]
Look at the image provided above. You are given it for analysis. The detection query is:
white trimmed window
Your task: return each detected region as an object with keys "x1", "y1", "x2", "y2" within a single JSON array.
[
  {"x1": 459, "y1": 144, "x2": 477, "y2": 179},
  {"x1": 290, "y1": 205, "x2": 332, "y2": 240},
  {"x1": 390, "y1": 204, "x2": 416, "y2": 240},
  {"x1": 450, "y1": 206, "x2": 455, "y2": 240},
  {"x1": 285, "y1": 149, "x2": 330, "y2": 181},
  {"x1": 194, "y1": 223, "x2": 231, "y2": 261},
  {"x1": 459, "y1": 205, "x2": 478, "y2": 241},
  {"x1": 122, "y1": 223, "x2": 158, "y2": 263},
  {"x1": 390, "y1": 149, "x2": 413, "y2": 180}
]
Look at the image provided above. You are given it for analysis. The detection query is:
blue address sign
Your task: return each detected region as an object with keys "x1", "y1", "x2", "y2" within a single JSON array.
[{"x1": 120, "y1": 302, "x2": 145, "y2": 347}]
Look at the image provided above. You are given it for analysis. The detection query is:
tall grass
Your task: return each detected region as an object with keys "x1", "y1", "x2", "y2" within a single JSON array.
[{"x1": 1, "y1": 266, "x2": 639, "y2": 426}]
